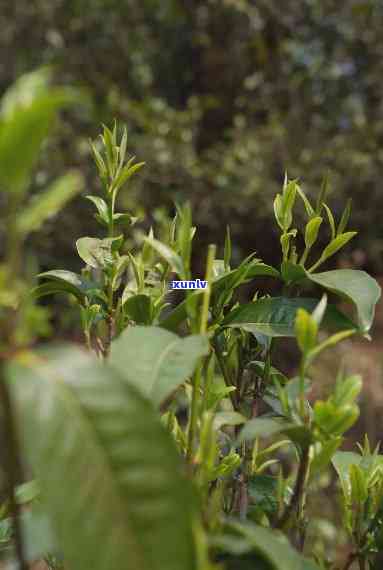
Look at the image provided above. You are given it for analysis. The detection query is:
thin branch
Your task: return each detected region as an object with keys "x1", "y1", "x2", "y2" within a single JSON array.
[{"x1": 274, "y1": 446, "x2": 310, "y2": 530}]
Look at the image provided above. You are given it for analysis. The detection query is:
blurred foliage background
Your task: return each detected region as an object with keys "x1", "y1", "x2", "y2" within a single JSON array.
[{"x1": 1, "y1": 0, "x2": 383, "y2": 278}]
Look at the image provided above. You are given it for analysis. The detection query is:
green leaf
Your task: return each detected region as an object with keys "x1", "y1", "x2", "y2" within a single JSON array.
[
  {"x1": 238, "y1": 418, "x2": 292, "y2": 441},
  {"x1": 112, "y1": 161, "x2": 145, "y2": 194},
  {"x1": 86, "y1": 195, "x2": 110, "y2": 225},
  {"x1": 15, "y1": 480, "x2": 39, "y2": 505},
  {"x1": 36, "y1": 270, "x2": 96, "y2": 303},
  {"x1": 16, "y1": 171, "x2": 83, "y2": 236},
  {"x1": 124, "y1": 294, "x2": 152, "y2": 325},
  {"x1": 319, "y1": 232, "x2": 357, "y2": 263},
  {"x1": 333, "y1": 375, "x2": 362, "y2": 408},
  {"x1": 76, "y1": 237, "x2": 115, "y2": 269},
  {"x1": 295, "y1": 309, "x2": 317, "y2": 354},
  {"x1": 222, "y1": 297, "x2": 356, "y2": 338},
  {"x1": 90, "y1": 141, "x2": 107, "y2": 180},
  {"x1": 310, "y1": 438, "x2": 343, "y2": 477},
  {"x1": 213, "y1": 411, "x2": 246, "y2": 431},
  {"x1": 332, "y1": 451, "x2": 362, "y2": 493},
  {"x1": 113, "y1": 212, "x2": 138, "y2": 226},
  {"x1": 273, "y1": 194, "x2": 284, "y2": 230},
  {"x1": 281, "y1": 261, "x2": 306, "y2": 284},
  {"x1": 101, "y1": 124, "x2": 115, "y2": 177},
  {"x1": 7, "y1": 347, "x2": 197, "y2": 570},
  {"x1": 311, "y1": 294, "x2": 328, "y2": 326},
  {"x1": 306, "y1": 269, "x2": 381, "y2": 333},
  {"x1": 296, "y1": 185, "x2": 315, "y2": 218},
  {"x1": 248, "y1": 475, "x2": 278, "y2": 515},
  {"x1": 304, "y1": 216, "x2": 322, "y2": 249},
  {"x1": 143, "y1": 237, "x2": 184, "y2": 276},
  {"x1": 239, "y1": 417, "x2": 312, "y2": 448},
  {"x1": 217, "y1": 520, "x2": 320, "y2": 570},
  {"x1": 350, "y1": 464, "x2": 368, "y2": 503},
  {"x1": 337, "y1": 198, "x2": 352, "y2": 236},
  {"x1": 322, "y1": 204, "x2": 336, "y2": 240},
  {"x1": 314, "y1": 401, "x2": 359, "y2": 436},
  {"x1": 110, "y1": 326, "x2": 209, "y2": 406},
  {"x1": 282, "y1": 181, "x2": 297, "y2": 231},
  {"x1": 0, "y1": 68, "x2": 81, "y2": 195}
]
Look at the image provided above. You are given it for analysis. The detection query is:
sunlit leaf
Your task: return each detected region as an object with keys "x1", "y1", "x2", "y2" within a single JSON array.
[{"x1": 110, "y1": 326, "x2": 209, "y2": 405}]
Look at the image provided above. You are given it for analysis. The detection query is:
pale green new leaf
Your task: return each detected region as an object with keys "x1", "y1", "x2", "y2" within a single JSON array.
[
  {"x1": 320, "y1": 232, "x2": 357, "y2": 263},
  {"x1": 322, "y1": 204, "x2": 336, "y2": 240},
  {"x1": 6, "y1": 347, "x2": 197, "y2": 570},
  {"x1": 304, "y1": 216, "x2": 322, "y2": 249},
  {"x1": 110, "y1": 326, "x2": 209, "y2": 405},
  {"x1": 332, "y1": 451, "x2": 362, "y2": 495},
  {"x1": 143, "y1": 237, "x2": 185, "y2": 277},
  {"x1": 85, "y1": 195, "x2": 110, "y2": 225}
]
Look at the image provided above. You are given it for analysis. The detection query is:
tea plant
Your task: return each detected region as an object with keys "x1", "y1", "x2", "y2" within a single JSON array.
[{"x1": 2, "y1": 116, "x2": 383, "y2": 570}]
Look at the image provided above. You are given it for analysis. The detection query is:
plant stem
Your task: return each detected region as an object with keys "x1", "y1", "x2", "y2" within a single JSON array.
[
  {"x1": 238, "y1": 472, "x2": 248, "y2": 520},
  {"x1": 308, "y1": 256, "x2": 324, "y2": 273},
  {"x1": 187, "y1": 363, "x2": 203, "y2": 464},
  {"x1": 187, "y1": 245, "x2": 215, "y2": 464},
  {"x1": 275, "y1": 445, "x2": 310, "y2": 530},
  {"x1": 199, "y1": 245, "x2": 216, "y2": 335},
  {"x1": 0, "y1": 360, "x2": 28, "y2": 570},
  {"x1": 212, "y1": 338, "x2": 237, "y2": 409},
  {"x1": 299, "y1": 359, "x2": 307, "y2": 419},
  {"x1": 299, "y1": 245, "x2": 310, "y2": 267}
]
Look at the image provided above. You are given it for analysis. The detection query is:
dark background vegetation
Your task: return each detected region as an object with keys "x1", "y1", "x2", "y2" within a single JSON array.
[{"x1": 2, "y1": 0, "x2": 383, "y2": 275}]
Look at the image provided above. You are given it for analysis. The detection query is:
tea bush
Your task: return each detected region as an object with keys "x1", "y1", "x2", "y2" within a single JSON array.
[{"x1": 1, "y1": 70, "x2": 382, "y2": 570}]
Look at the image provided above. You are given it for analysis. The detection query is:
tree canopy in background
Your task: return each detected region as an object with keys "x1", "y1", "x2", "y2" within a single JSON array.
[{"x1": 1, "y1": 0, "x2": 382, "y2": 272}]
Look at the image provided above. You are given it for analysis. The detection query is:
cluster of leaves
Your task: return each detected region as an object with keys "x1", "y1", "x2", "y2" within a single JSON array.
[{"x1": 1, "y1": 78, "x2": 383, "y2": 570}]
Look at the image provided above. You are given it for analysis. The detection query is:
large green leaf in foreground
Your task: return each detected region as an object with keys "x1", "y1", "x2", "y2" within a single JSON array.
[
  {"x1": 222, "y1": 297, "x2": 356, "y2": 337},
  {"x1": 7, "y1": 346, "x2": 197, "y2": 570},
  {"x1": 110, "y1": 326, "x2": 209, "y2": 406}
]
